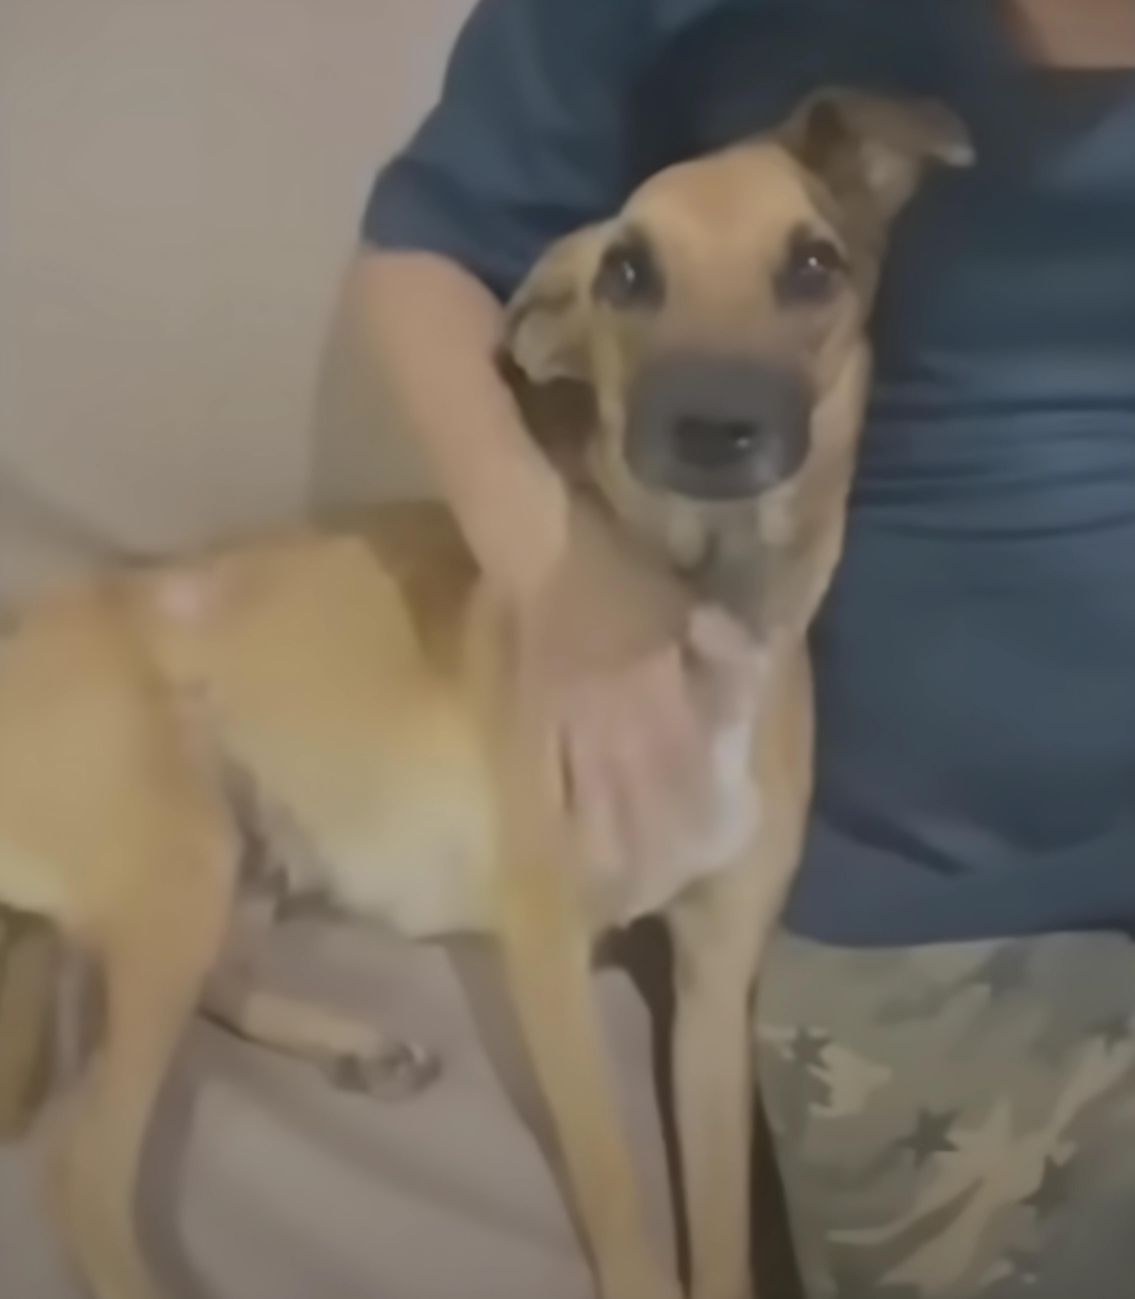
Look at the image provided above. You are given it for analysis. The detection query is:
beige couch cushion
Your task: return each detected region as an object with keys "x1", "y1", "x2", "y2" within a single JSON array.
[{"x1": 0, "y1": 0, "x2": 454, "y2": 613}]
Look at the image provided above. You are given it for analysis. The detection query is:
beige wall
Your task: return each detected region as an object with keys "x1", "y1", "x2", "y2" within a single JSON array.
[{"x1": 1, "y1": 0, "x2": 472, "y2": 604}]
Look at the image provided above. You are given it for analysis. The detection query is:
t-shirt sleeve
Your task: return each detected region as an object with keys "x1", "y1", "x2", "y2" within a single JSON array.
[{"x1": 361, "y1": 0, "x2": 666, "y2": 298}]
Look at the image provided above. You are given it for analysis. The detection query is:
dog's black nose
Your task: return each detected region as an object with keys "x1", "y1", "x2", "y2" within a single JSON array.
[
  {"x1": 670, "y1": 414, "x2": 763, "y2": 471},
  {"x1": 625, "y1": 354, "x2": 812, "y2": 501}
]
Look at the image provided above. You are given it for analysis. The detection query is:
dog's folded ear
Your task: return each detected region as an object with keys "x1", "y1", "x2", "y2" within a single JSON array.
[
  {"x1": 499, "y1": 224, "x2": 607, "y2": 385},
  {"x1": 785, "y1": 88, "x2": 974, "y2": 228}
]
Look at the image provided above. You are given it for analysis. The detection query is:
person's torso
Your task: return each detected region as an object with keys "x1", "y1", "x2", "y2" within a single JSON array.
[{"x1": 639, "y1": 1, "x2": 1135, "y2": 943}]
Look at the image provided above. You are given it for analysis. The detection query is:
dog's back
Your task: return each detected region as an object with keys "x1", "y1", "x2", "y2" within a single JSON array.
[
  {"x1": 3, "y1": 508, "x2": 504, "y2": 926},
  {"x1": 0, "y1": 509, "x2": 494, "y2": 1137}
]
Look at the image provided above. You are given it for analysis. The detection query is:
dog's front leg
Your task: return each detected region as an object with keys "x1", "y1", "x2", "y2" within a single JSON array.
[
  {"x1": 496, "y1": 880, "x2": 681, "y2": 1299},
  {"x1": 667, "y1": 662, "x2": 812, "y2": 1299},
  {"x1": 667, "y1": 866, "x2": 778, "y2": 1299}
]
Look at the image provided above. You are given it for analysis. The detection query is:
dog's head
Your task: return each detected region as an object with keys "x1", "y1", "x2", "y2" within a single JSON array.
[{"x1": 501, "y1": 90, "x2": 971, "y2": 605}]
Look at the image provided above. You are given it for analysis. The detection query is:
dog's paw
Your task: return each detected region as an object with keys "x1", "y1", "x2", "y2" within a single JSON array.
[{"x1": 324, "y1": 1040, "x2": 440, "y2": 1101}]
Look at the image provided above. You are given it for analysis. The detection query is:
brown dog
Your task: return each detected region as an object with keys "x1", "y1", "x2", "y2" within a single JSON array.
[{"x1": 0, "y1": 90, "x2": 969, "y2": 1299}]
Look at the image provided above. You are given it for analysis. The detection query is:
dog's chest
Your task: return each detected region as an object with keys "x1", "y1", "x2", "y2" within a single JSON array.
[{"x1": 581, "y1": 710, "x2": 762, "y2": 930}]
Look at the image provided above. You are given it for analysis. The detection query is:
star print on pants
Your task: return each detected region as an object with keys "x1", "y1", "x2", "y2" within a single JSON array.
[
  {"x1": 1023, "y1": 1156, "x2": 1073, "y2": 1218},
  {"x1": 896, "y1": 1108, "x2": 960, "y2": 1166},
  {"x1": 790, "y1": 1026, "x2": 830, "y2": 1069}
]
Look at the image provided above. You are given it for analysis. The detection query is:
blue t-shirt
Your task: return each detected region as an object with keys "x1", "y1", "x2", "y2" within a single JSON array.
[{"x1": 364, "y1": 0, "x2": 1135, "y2": 946}]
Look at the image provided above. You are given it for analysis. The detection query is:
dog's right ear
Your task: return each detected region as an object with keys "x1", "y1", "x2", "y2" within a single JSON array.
[
  {"x1": 784, "y1": 88, "x2": 973, "y2": 229},
  {"x1": 500, "y1": 225, "x2": 608, "y2": 385}
]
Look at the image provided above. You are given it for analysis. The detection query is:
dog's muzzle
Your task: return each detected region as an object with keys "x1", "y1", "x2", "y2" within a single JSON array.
[{"x1": 624, "y1": 353, "x2": 812, "y2": 501}]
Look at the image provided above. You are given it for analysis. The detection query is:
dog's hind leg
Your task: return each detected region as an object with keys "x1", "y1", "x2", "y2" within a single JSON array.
[
  {"x1": 0, "y1": 909, "x2": 58, "y2": 1138},
  {"x1": 47, "y1": 823, "x2": 235, "y2": 1299},
  {"x1": 201, "y1": 970, "x2": 439, "y2": 1101}
]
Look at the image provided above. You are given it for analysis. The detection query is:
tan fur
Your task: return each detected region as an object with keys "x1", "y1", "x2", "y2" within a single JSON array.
[{"x1": 0, "y1": 91, "x2": 969, "y2": 1299}]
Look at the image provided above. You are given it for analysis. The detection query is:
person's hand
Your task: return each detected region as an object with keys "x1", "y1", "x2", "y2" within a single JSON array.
[{"x1": 509, "y1": 499, "x2": 768, "y2": 911}]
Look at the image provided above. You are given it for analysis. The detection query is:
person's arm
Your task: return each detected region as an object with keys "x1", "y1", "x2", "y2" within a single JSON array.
[
  {"x1": 351, "y1": 250, "x2": 563, "y2": 598},
  {"x1": 352, "y1": 0, "x2": 765, "y2": 885},
  {"x1": 353, "y1": 0, "x2": 661, "y2": 594}
]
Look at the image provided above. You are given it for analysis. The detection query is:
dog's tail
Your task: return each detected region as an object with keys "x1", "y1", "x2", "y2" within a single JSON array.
[{"x1": 0, "y1": 908, "x2": 58, "y2": 1139}]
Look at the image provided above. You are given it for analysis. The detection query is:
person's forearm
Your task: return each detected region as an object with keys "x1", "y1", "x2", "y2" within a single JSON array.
[{"x1": 351, "y1": 249, "x2": 567, "y2": 598}]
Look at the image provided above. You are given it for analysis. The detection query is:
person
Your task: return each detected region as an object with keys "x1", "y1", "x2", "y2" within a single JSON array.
[{"x1": 355, "y1": 0, "x2": 1135, "y2": 1295}]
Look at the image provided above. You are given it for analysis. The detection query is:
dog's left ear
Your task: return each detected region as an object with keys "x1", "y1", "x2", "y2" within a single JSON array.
[
  {"x1": 500, "y1": 224, "x2": 608, "y2": 385},
  {"x1": 785, "y1": 88, "x2": 974, "y2": 227}
]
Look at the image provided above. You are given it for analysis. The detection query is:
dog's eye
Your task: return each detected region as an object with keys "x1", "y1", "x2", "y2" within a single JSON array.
[
  {"x1": 777, "y1": 234, "x2": 847, "y2": 305},
  {"x1": 592, "y1": 231, "x2": 665, "y2": 310}
]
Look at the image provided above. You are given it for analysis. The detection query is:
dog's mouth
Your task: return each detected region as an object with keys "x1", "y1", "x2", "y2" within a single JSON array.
[{"x1": 624, "y1": 353, "x2": 813, "y2": 502}]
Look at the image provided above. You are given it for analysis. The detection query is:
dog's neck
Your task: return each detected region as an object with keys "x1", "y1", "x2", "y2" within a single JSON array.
[{"x1": 574, "y1": 441, "x2": 810, "y2": 643}]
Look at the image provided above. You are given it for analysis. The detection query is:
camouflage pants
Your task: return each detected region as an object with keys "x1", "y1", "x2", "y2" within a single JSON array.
[{"x1": 755, "y1": 929, "x2": 1135, "y2": 1298}]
